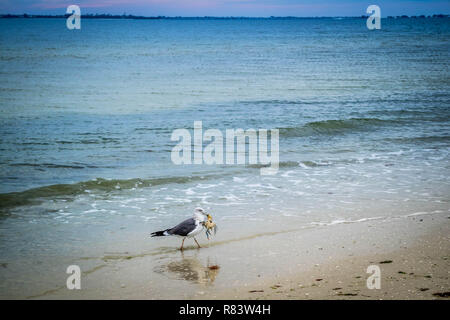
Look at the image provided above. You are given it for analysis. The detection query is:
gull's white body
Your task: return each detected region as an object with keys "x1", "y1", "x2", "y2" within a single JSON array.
[{"x1": 151, "y1": 207, "x2": 210, "y2": 250}]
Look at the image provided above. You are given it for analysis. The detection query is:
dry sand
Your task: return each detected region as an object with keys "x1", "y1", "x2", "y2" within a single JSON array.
[{"x1": 209, "y1": 214, "x2": 450, "y2": 300}]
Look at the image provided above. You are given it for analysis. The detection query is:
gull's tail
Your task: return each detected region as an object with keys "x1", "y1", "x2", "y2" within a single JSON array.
[{"x1": 150, "y1": 229, "x2": 171, "y2": 237}]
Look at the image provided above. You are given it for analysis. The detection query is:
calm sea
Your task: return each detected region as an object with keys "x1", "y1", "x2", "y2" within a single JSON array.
[{"x1": 0, "y1": 17, "x2": 449, "y2": 297}]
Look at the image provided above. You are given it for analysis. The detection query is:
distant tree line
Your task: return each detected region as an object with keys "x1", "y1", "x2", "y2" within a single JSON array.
[{"x1": 0, "y1": 13, "x2": 448, "y2": 19}]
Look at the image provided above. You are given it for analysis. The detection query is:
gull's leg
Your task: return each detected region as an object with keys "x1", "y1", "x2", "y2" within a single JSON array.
[
  {"x1": 180, "y1": 238, "x2": 185, "y2": 251},
  {"x1": 194, "y1": 237, "x2": 201, "y2": 248}
]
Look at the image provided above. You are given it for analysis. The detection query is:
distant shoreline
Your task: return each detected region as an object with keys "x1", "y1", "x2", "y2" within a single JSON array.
[{"x1": 0, "y1": 14, "x2": 449, "y2": 20}]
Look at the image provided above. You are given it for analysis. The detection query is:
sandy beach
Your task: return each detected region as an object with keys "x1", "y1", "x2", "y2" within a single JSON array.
[
  {"x1": 20, "y1": 210, "x2": 447, "y2": 300},
  {"x1": 213, "y1": 214, "x2": 450, "y2": 300}
]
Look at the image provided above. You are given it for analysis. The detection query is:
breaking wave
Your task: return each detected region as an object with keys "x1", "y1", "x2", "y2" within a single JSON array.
[
  {"x1": 0, "y1": 175, "x2": 218, "y2": 210},
  {"x1": 279, "y1": 118, "x2": 401, "y2": 137}
]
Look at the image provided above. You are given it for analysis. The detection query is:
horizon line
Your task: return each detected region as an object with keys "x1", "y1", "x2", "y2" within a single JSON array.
[{"x1": 1, "y1": 13, "x2": 449, "y2": 19}]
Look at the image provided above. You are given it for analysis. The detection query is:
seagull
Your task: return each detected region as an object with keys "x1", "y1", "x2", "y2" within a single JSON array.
[{"x1": 151, "y1": 207, "x2": 211, "y2": 250}]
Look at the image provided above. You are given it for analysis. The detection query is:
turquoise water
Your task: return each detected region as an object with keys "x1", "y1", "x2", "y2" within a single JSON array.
[{"x1": 0, "y1": 18, "x2": 449, "y2": 298}]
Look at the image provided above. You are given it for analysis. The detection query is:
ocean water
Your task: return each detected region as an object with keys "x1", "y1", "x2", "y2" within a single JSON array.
[{"x1": 0, "y1": 17, "x2": 449, "y2": 298}]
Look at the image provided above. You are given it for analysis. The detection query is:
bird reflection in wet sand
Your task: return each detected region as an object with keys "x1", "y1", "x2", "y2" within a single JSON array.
[{"x1": 156, "y1": 253, "x2": 220, "y2": 285}]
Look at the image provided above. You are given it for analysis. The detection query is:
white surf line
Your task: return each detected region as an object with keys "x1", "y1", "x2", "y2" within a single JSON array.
[
  {"x1": 404, "y1": 209, "x2": 446, "y2": 217},
  {"x1": 310, "y1": 209, "x2": 448, "y2": 227}
]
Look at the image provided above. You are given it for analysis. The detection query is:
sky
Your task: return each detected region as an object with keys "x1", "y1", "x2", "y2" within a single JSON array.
[{"x1": 0, "y1": 0, "x2": 449, "y2": 17}]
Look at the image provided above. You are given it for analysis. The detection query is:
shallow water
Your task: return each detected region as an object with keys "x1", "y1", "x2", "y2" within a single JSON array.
[{"x1": 0, "y1": 17, "x2": 449, "y2": 298}]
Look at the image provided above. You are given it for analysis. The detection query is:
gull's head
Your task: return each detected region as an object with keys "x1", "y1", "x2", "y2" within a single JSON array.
[{"x1": 194, "y1": 207, "x2": 211, "y2": 221}]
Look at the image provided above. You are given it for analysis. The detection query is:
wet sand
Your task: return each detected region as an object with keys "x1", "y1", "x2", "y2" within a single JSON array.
[
  {"x1": 213, "y1": 217, "x2": 450, "y2": 300},
  {"x1": 29, "y1": 210, "x2": 449, "y2": 300}
]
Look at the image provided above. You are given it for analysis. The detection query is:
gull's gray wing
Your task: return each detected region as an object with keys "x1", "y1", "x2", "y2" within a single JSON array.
[{"x1": 168, "y1": 218, "x2": 198, "y2": 237}]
